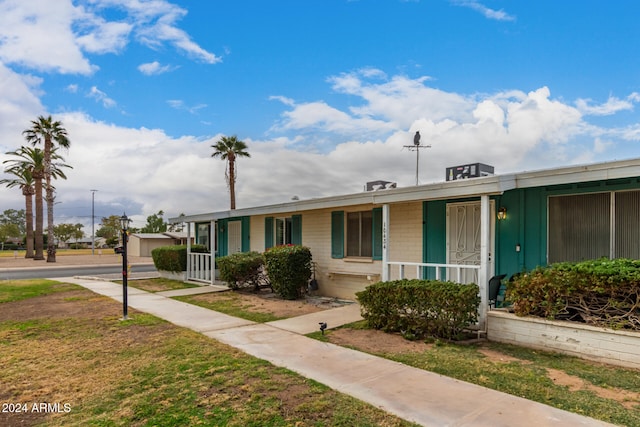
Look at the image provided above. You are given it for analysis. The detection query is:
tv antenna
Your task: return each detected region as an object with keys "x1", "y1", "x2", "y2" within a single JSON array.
[{"x1": 403, "y1": 131, "x2": 431, "y2": 185}]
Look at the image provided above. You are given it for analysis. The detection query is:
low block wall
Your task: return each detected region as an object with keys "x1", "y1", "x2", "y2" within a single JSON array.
[
  {"x1": 487, "y1": 310, "x2": 640, "y2": 370},
  {"x1": 157, "y1": 270, "x2": 186, "y2": 281}
]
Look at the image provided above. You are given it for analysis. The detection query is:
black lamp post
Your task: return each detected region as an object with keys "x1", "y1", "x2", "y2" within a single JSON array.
[{"x1": 120, "y1": 213, "x2": 131, "y2": 320}]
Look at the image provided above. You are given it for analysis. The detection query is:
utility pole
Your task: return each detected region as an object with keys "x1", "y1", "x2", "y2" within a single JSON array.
[
  {"x1": 90, "y1": 189, "x2": 98, "y2": 255},
  {"x1": 403, "y1": 131, "x2": 431, "y2": 185}
]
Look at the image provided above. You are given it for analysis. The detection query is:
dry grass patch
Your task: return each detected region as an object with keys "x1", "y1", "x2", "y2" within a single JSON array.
[{"x1": 0, "y1": 280, "x2": 416, "y2": 427}]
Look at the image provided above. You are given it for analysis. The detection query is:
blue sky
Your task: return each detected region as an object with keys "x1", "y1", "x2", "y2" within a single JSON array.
[{"x1": 1, "y1": 0, "x2": 640, "y2": 230}]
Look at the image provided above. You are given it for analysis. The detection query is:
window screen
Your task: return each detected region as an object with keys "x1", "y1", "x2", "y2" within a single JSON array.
[{"x1": 548, "y1": 192, "x2": 610, "y2": 263}]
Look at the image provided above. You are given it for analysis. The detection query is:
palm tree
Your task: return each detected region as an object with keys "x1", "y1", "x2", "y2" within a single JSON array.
[
  {"x1": 23, "y1": 116, "x2": 70, "y2": 262},
  {"x1": 1, "y1": 162, "x2": 35, "y2": 258},
  {"x1": 2, "y1": 147, "x2": 71, "y2": 260},
  {"x1": 211, "y1": 135, "x2": 250, "y2": 210}
]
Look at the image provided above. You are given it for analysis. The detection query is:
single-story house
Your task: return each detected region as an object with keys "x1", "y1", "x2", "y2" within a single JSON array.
[
  {"x1": 170, "y1": 157, "x2": 640, "y2": 328},
  {"x1": 127, "y1": 232, "x2": 192, "y2": 257}
]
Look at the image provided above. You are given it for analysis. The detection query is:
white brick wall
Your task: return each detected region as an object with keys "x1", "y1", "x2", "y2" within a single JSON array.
[
  {"x1": 488, "y1": 311, "x2": 640, "y2": 370},
  {"x1": 245, "y1": 202, "x2": 425, "y2": 299}
]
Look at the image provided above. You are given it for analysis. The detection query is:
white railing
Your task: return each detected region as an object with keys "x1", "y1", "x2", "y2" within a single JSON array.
[
  {"x1": 385, "y1": 261, "x2": 480, "y2": 283},
  {"x1": 188, "y1": 252, "x2": 212, "y2": 283}
]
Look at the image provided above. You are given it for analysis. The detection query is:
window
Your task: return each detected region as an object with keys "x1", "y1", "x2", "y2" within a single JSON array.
[
  {"x1": 331, "y1": 209, "x2": 382, "y2": 259},
  {"x1": 548, "y1": 190, "x2": 640, "y2": 263},
  {"x1": 275, "y1": 217, "x2": 293, "y2": 246},
  {"x1": 265, "y1": 215, "x2": 302, "y2": 249},
  {"x1": 347, "y1": 211, "x2": 373, "y2": 257},
  {"x1": 197, "y1": 223, "x2": 210, "y2": 248}
]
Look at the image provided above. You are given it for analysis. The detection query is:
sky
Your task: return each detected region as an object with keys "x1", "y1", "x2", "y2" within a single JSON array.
[{"x1": 1, "y1": 0, "x2": 640, "y2": 232}]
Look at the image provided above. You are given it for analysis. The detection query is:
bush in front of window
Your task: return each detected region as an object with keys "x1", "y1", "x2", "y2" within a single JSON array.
[
  {"x1": 216, "y1": 251, "x2": 265, "y2": 290},
  {"x1": 356, "y1": 279, "x2": 480, "y2": 341},
  {"x1": 264, "y1": 245, "x2": 312, "y2": 300},
  {"x1": 507, "y1": 258, "x2": 640, "y2": 330},
  {"x1": 151, "y1": 244, "x2": 208, "y2": 273}
]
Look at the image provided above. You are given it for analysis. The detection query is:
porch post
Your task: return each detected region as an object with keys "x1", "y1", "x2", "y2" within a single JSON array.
[
  {"x1": 479, "y1": 195, "x2": 490, "y2": 329},
  {"x1": 382, "y1": 204, "x2": 390, "y2": 282},
  {"x1": 186, "y1": 221, "x2": 191, "y2": 280},
  {"x1": 210, "y1": 220, "x2": 216, "y2": 286}
]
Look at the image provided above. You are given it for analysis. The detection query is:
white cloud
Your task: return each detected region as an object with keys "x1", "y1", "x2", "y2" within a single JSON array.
[
  {"x1": 138, "y1": 61, "x2": 174, "y2": 75},
  {"x1": 451, "y1": 0, "x2": 516, "y2": 22},
  {"x1": 166, "y1": 99, "x2": 207, "y2": 114},
  {"x1": 87, "y1": 86, "x2": 117, "y2": 108},
  {"x1": 1, "y1": 68, "x2": 635, "y2": 232},
  {"x1": 576, "y1": 95, "x2": 636, "y2": 116},
  {"x1": 0, "y1": 0, "x2": 96, "y2": 74},
  {"x1": 0, "y1": 0, "x2": 219, "y2": 75}
]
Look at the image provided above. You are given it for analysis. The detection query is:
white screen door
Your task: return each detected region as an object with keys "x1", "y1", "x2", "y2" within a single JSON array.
[
  {"x1": 446, "y1": 201, "x2": 494, "y2": 283},
  {"x1": 227, "y1": 221, "x2": 242, "y2": 255}
]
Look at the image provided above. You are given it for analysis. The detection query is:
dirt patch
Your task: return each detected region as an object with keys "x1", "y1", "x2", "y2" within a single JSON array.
[
  {"x1": 327, "y1": 328, "x2": 431, "y2": 354},
  {"x1": 0, "y1": 289, "x2": 117, "y2": 323},
  {"x1": 547, "y1": 368, "x2": 640, "y2": 410},
  {"x1": 476, "y1": 346, "x2": 639, "y2": 409},
  {"x1": 187, "y1": 289, "x2": 351, "y2": 319}
]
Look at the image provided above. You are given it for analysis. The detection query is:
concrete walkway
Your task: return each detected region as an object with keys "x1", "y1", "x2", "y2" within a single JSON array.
[{"x1": 61, "y1": 276, "x2": 615, "y2": 427}]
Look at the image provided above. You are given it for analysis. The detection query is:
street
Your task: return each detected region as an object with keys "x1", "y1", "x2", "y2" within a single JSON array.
[{"x1": 0, "y1": 264, "x2": 157, "y2": 281}]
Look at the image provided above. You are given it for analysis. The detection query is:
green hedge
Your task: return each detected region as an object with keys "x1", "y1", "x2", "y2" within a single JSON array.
[
  {"x1": 356, "y1": 279, "x2": 480, "y2": 340},
  {"x1": 264, "y1": 245, "x2": 312, "y2": 300},
  {"x1": 151, "y1": 244, "x2": 208, "y2": 273},
  {"x1": 216, "y1": 251, "x2": 264, "y2": 289},
  {"x1": 507, "y1": 258, "x2": 640, "y2": 330}
]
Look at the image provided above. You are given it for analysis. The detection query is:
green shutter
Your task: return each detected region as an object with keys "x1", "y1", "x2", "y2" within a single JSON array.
[
  {"x1": 372, "y1": 207, "x2": 382, "y2": 260},
  {"x1": 265, "y1": 217, "x2": 274, "y2": 249},
  {"x1": 291, "y1": 214, "x2": 302, "y2": 245},
  {"x1": 331, "y1": 211, "x2": 344, "y2": 259},
  {"x1": 241, "y1": 216, "x2": 250, "y2": 252}
]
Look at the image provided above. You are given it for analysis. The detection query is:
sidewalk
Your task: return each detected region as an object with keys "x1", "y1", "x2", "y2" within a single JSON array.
[{"x1": 61, "y1": 276, "x2": 615, "y2": 427}]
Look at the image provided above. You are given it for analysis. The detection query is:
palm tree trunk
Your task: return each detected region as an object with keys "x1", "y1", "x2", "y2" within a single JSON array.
[
  {"x1": 46, "y1": 185, "x2": 56, "y2": 262},
  {"x1": 229, "y1": 157, "x2": 236, "y2": 210},
  {"x1": 34, "y1": 178, "x2": 44, "y2": 260},
  {"x1": 24, "y1": 191, "x2": 34, "y2": 258}
]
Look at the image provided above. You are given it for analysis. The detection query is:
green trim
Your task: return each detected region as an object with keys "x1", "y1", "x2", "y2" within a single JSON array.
[{"x1": 331, "y1": 211, "x2": 344, "y2": 259}]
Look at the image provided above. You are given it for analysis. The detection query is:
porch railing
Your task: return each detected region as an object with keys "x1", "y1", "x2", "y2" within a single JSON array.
[
  {"x1": 188, "y1": 252, "x2": 212, "y2": 283},
  {"x1": 385, "y1": 261, "x2": 480, "y2": 283}
]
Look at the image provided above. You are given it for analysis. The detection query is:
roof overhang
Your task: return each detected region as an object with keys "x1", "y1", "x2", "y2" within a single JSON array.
[
  {"x1": 170, "y1": 174, "x2": 516, "y2": 223},
  {"x1": 170, "y1": 157, "x2": 640, "y2": 224}
]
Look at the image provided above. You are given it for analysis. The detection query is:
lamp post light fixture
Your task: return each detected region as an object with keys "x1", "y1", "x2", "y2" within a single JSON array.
[{"x1": 120, "y1": 213, "x2": 131, "y2": 320}]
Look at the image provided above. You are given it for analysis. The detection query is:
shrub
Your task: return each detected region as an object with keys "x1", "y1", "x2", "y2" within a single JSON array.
[
  {"x1": 151, "y1": 244, "x2": 208, "y2": 273},
  {"x1": 356, "y1": 279, "x2": 480, "y2": 340},
  {"x1": 216, "y1": 251, "x2": 264, "y2": 290},
  {"x1": 507, "y1": 258, "x2": 640, "y2": 330},
  {"x1": 263, "y1": 245, "x2": 312, "y2": 300}
]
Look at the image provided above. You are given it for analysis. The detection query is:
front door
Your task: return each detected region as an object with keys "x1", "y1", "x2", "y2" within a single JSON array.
[
  {"x1": 446, "y1": 201, "x2": 495, "y2": 283},
  {"x1": 227, "y1": 221, "x2": 242, "y2": 255}
]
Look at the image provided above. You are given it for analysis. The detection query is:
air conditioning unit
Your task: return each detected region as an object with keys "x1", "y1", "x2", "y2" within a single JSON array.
[{"x1": 445, "y1": 163, "x2": 494, "y2": 181}]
